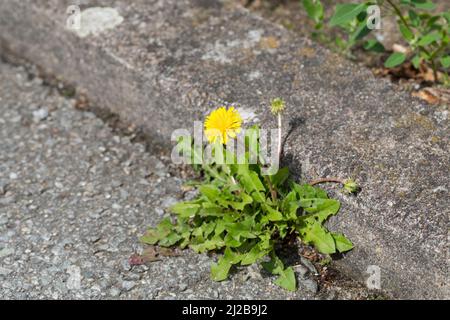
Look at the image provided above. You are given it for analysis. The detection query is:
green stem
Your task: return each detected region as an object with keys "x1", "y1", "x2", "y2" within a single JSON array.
[
  {"x1": 385, "y1": 0, "x2": 413, "y2": 34},
  {"x1": 418, "y1": 46, "x2": 438, "y2": 82},
  {"x1": 265, "y1": 176, "x2": 277, "y2": 202},
  {"x1": 430, "y1": 59, "x2": 438, "y2": 83},
  {"x1": 222, "y1": 164, "x2": 238, "y2": 187},
  {"x1": 430, "y1": 46, "x2": 445, "y2": 61},
  {"x1": 204, "y1": 165, "x2": 226, "y2": 183},
  {"x1": 428, "y1": 36, "x2": 448, "y2": 82}
]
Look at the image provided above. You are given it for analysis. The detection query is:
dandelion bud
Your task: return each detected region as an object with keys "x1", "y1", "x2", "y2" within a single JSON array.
[{"x1": 270, "y1": 98, "x2": 286, "y2": 115}]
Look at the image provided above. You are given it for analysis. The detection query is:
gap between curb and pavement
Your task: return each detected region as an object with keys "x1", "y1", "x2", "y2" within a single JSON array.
[{"x1": 0, "y1": 0, "x2": 448, "y2": 299}]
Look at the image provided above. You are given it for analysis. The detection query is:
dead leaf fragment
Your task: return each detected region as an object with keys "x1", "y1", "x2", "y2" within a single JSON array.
[
  {"x1": 392, "y1": 43, "x2": 409, "y2": 54},
  {"x1": 142, "y1": 246, "x2": 162, "y2": 263},
  {"x1": 158, "y1": 247, "x2": 180, "y2": 257},
  {"x1": 129, "y1": 246, "x2": 180, "y2": 266},
  {"x1": 412, "y1": 87, "x2": 450, "y2": 105},
  {"x1": 129, "y1": 254, "x2": 145, "y2": 266},
  {"x1": 373, "y1": 61, "x2": 444, "y2": 84}
]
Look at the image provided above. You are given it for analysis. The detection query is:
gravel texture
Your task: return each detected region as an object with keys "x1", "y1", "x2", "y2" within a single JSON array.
[{"x1": 0, "y1": 61, "x2": 374, "y2": 300}]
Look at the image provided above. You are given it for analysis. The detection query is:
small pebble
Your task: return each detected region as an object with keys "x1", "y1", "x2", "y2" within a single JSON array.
[
  {"x1": 0, "y1": 267, "x2": 13, "y2": 276},
  {"x1": 121, "y1": 281, "x2": 136, "y2": 292},
  {"x1": 294, "y1": 264, "x2": 309, "y2": 277},
  {"x1": 0, "y1": 248, "x2": 14, "y2": 258},
  {"x1": 301, "y1": 278, "x2": 318, "y2": 294},
  {"x1": 179, "y1": 283, "x2": 188, "y2": 291},
  {"x1": 32, "y1": 108, "x2": 49, "y2": 122},
  {"x1": 110, "y1": 288, "x2": 121, "y2": 297}
]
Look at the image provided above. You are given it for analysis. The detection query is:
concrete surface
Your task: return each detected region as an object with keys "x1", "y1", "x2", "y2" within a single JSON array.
[{"x1": 0, "y1": 0, "x2": 448, "y2": 298}]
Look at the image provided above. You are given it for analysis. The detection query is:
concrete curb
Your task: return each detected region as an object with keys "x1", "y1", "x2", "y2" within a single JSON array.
[{"x1": 1, "y1": 0, "x2": 448, "y2": 299}]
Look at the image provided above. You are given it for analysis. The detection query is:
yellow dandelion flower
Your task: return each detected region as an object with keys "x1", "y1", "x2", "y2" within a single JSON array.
[{"x1": 204, "y1": 107, "x2": 242, "y2": 145}]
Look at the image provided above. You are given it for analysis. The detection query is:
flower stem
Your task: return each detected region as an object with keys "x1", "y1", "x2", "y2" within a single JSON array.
[
  {"x1": 309, "y1": 177, "x2": 345, "y2": 186},
  {"x1": 277, "y1": 113, "x2": 282, "y2": 165}
]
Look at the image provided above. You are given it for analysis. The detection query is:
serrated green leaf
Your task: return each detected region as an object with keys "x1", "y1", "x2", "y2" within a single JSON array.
[
  {"x1": 329, "y1": 3, "x2": 367, "y2": 27},
  {"x1": 286, "y1": 202, "x2": 300, "y2": 220},
  {"x1": 281, "y1": 189, "x2": 297, "y2": 207},
  {"x1": 223, "y1": 211, "x2": 240, "y2": 223},
  {"x1": 158, "y1": 231, "x2": 182, "y2": 247},
  {"x1": 226, "y1": 219, "x2": 257, "y2": 239},
  {"x1": 241, "y1": 171, "x2": 265, "y2": 191},
  {"x1": 270, "y1": 167, "x2": 289, "y2": 187},
  {"x1": 224, "y1": 233, "x2": 242, "y2": 247},
  {"x1": 215, "y1": 220, "x2": 226, "y2": 236},
  {"x1": 384, "y1": 52, "x2": 406, "y2": 68},
  {"x1": 222, "y1": 192, "x2": 253, "y2": 211},
  {"x1": 293, "y1": 183, "x2": 328, "y2": 199},
  {"x1": 440, "y1": 56, "x2": 450, "y2": 68},
  {"x1": 258, "y1": 233, "x2": 272, "y2": 250},
  {"x1": 179, "y1": 237, "x2": 190, "y2": 249},
  {"x1": 170, "y1": 202, "x2": 200, "y2": 218},
  {"x1": 240, "y1": 244, "x2": 268, "y2": 265},
  {"x1": 261, "y1": 253, "x2": 285, "y2": 275},
  {"x1": 191, "y1": 225, "x2": 205, "y2": 243},
  {"x1": 332, "y1": 233, "x2": 354, "y2": 252},
  {"x1": 158, "y1": 218, "x2": 174, "y2": 231},
  {"x1": 262, "y1": 204, "x2": 283, "y2": 222},
  {"x1": 301, "y1": 222, "x2": 336, "y2": 254},
  {"x1": 281, "y1": 191, "x2": 300, "y2": 220},
  {"x1": 199, "y1": 203, "x2": 224, "y2": 217},
  {"x1": 203, "y1": 221, "x2": 216, "y2": 238},
  {"x1": 190, "y1": 238, "x2": 225, "y2": 253},
  {"x1": 274, "y1": 267, "x2": 296, "y2": 292},
  {"x1": 283, "y1": 190, "x2": 298, "y2": 204},
  {"x1": 211, "y1": 257, "x2": 232, "y2": 281},
  {"x1": 239, "y1": 170, "x2": 266, "y2": 203},
  {"x1": 300, "y1": 198, "x2": 340, "y2": 223},
  {"x1": 223, "y1": 247, "x2": 242, "y2": 264},
  {"x1": 140, "y1": 229, "x2": 160, "y2": 245},
  {"x1": 141, "y1": 218, "x2": 175, "y2": 245},
  {"x1": 363, "y1": 39, "x2": 385, "y2": 52},
  {"x1": 276, "y1": 222, "x2": 290, "y2": 238},
  {"x1": 199, "y1": 184, "x2": 220, "y2": 201}
]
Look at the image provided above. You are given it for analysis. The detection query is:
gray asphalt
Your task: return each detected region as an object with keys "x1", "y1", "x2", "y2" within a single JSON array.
[{"x1": 0, "y1": 60, "x2": 371, "y2": 299}]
